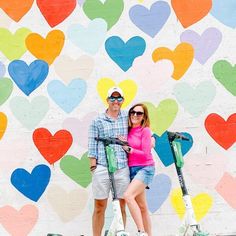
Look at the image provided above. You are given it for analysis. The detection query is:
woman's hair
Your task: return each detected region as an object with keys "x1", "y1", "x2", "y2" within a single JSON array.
[{"x1": 128, "y1": 103, "x2": 150, "y2": 128}]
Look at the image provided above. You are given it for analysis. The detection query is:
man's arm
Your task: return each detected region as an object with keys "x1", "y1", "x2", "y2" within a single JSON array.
[{"x1": 88, "y1": 120, "x2": 98, "y2": 171}]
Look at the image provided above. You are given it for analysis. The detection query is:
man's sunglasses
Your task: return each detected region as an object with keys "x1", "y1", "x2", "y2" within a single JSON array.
[
  {"x1": 130, "y1": 110, "x2": 144, "y2": 116},
  {"x1": 108, "y1": 96, "x2": 124, "y2": 102}
]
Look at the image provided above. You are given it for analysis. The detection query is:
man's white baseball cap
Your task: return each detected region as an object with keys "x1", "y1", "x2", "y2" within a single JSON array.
[{"x1": 107, "y1": 86, "x2": 124, "y2": 97}]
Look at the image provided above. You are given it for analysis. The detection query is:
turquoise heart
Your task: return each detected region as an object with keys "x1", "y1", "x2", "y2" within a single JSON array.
[{"x1": 173, "y1": 81, "x2": 216, "y2": 117}]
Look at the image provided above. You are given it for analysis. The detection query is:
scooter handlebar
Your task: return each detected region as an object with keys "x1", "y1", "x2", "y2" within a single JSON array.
[
  {"x1": 167, "y1": 131, "x2": 189, "y2": 141},
  {"x1": 95, "y1": 137, "x2": 128, "y2": 146}
]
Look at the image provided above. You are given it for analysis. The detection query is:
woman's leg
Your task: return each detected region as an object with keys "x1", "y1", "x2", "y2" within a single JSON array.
[
  {"x1": 136, "y1": 191, "x2": 152, "y2": 236},
  {"x1": 123, "y1": 179, "x2": 146, "y2": 232}
]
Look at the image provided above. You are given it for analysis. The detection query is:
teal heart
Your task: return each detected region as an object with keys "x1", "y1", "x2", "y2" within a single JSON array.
[
  {"x1": 144, "y1": 99, "x2": 178, "y2": 136},
  {"x1": 68, "y1": 19, "x2": 107, "y2": 54},
  {"x1": 9, "y1": 96, "x2": 49, "y2": 130},
  {"x1": 173, "y1": 81, "x2": 216, "y2": 117},
  {"x1": 0, "y1": 77, "x2": 13, "y2": 106},
  {"x1": 60, "y1": 153, "x2": 92, "y2": 188},
  {"x1": 83, "y1": 0, "x2": 124, "y2": 30},
  {"x1": 213, "y1": 60, "x2": 236, "y2": 96}
]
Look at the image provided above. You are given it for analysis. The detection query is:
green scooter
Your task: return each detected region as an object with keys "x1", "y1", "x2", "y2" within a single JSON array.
[{"x1": 167, "y1": 131, "x2": 209, "y2": 236}]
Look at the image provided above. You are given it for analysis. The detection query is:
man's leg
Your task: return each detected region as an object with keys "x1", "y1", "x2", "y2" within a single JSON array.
[
  {"x1": 119, "y1": 198, "x2": 127, "y2": 226},
  {"x1": 92, "y1": 199, "x2": 108, "y2": 236}
]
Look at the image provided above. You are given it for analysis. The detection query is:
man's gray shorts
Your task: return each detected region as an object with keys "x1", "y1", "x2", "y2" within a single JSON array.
[{"x1": 92, "y1": 165, "x2": 130, "y2": 199}]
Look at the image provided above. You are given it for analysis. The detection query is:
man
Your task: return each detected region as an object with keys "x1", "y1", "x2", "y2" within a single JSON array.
[{"x1": 88, "y1": 86, "x2": 130, "y2": 236}]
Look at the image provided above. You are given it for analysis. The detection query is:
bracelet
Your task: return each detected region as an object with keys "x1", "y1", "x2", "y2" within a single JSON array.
[{"x1": 90, "y1": 165, "x2": 97, "y2": 171}]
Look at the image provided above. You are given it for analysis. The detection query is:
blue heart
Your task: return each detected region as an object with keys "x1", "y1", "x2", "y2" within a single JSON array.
[
  {"x1": 105, "y1": 36, "x2": 146, "y2": 71},
  {"x1": 8, "y1": 60, "x2": 49, "y2": 96},
  {"x1": 153, "y1": 131, "x2": 193, "y2": 167},
  {"x1": 146, "y1": 174, "x2": 171, "y2": 213},
  {"x1": 11, "y1": 164, "x2": 51, "y2": 202},
  {"x1": 129, "y1": 1, "x2": 171, "y2": 38},
  {"x1": 211, "y1": 0, "x2": 236, "y2": 28},
  {"x1": 47, "y1": 79, "x2": 87, "y2": 113}
]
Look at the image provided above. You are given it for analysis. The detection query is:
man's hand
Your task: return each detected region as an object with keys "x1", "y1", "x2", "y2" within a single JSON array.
[{"x1": 89, "y1": 157, "x2": 97, "y2": 171}]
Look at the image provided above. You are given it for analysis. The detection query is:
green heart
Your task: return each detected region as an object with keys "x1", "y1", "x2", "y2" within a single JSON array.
[
  {"x1": 83, "y1": 0, "x2": 124, "y2": 30},
  {"x1": 9, "y1": 96, "x2": 49, "y2": 130},
  {"x1": 0, "y1": 27, "x2": 31, "y2": 60},
  {"x1": 60, "y1": 153, "x2": 92, "y2": 188},
  {"x1": 144, "y1": 99, "x2": 178, "y2": 136},
  {"x1": 213, "y1": 60, "x2": 236, "y2": 96},
  {"x1": 0, "y1": 78, "x2": 13, "y2": 106}
]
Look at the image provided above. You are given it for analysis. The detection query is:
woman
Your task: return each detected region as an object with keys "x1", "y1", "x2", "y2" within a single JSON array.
[{"x1": 121, "y1": 103, "x2": 155, "y2": 236}]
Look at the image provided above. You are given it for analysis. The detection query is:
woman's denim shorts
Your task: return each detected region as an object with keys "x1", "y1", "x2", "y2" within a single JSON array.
[{"x1": 129, "y1": 165, "x2": 155, "y2": 186}]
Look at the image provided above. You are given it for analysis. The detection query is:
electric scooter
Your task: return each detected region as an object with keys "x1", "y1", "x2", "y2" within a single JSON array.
[
  {"x1": 95, "y1": 137, "x2": 130, "y2": 236},
  {"x1": 167, "y1": 131, "x2": 209, "y2": 236}
]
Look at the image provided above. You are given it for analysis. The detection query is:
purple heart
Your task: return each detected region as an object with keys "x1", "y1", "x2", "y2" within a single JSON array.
[
  {"x1": 146, "y1": 174, "x2": 171, "y2": 213},
  {"x1": 62, "y1": 112, "x2": 98, "y2": 148},
  {"x1": 129, "y1": 1, "x2": 171, "y2": 38},
  {"x1": 180, "y1": 27, "x2": 222, "y2": 64}
]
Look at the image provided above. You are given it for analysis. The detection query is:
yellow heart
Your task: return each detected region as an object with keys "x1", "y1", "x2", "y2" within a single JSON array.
[
  {"x1": 97, "y1": 78, "x2": 137, "y2": 108},
  {"x1": 170, "y1": 188, "x2": 213, "y2": 222},
  {"x1": 0, "y1": 112, "x2": 7, "y2": 140},
  {"x1": 152, "y1": 43, "x2": 194, "y2": 80},
  {"x1": 26, "y1": 30, "x2": 65, "y2": 65}
]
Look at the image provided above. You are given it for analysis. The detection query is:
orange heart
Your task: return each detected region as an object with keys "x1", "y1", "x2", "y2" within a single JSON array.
[
  {"x1": 0, "y1": 112, "x2": 7, "y2": 140},
  {"x1": 0, "y1": 0, "x2": 34, "y2": 22},
  {"x1": 152, "y1": 43, "x2": 194, "y2": 80},
  {"x1": 171, "y1": 0, "x2": 212, "y2": 28},
  {"x1": 26, "y1": 30, "x2": 65, "y2": 65}
]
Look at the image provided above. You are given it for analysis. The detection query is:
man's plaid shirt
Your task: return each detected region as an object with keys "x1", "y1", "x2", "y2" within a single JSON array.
[{"x1": 88, "y1": 110, "x2": 128, "y2": 169}]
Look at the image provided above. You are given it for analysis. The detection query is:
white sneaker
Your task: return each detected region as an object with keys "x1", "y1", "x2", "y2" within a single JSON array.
[{"x1": 136, "y1": 231, "x2": 148, "y2": 236}]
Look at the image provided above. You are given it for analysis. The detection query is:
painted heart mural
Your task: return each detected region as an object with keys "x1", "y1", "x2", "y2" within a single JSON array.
[
  {"x1": 60, "y1": 153, "x2": 92, "y2": 188},
  {"x1": 33, "y1": 128, "x2": 73, "y2": 164},
  {"x1": 36, "y1": 0, "x2": 76, "y2": 27},
  {"x1": 105, "y1": 36, "x2": 146, "y2": 71},
  {"x1": 144, "y1": 99, "x2": 178, "y2": 136},
  {"x1": 0, "y1": 28, "x2": 31, "y2": 60},
  {"x1": 152, "y1": 43, "x2": 194, "y2": 80},
  {"x1": 171, "y1": 0, "x2": 212, "y2": 28},
  {"x1": 0, "y1": 205, "x2": 38, "y2": 235},
  {"x1": 47, "y1": 78, "x2": 87, "y2": 113},
  {"x1": 11, "y1": 164, "x2": 51, "y2": 202},
  {"x1": 83, "y1": 0, "x2": 124, "y2": 30},
  {"x1": 8, "y1": 60, "x2": 49, "y2": 96},
  {"x1": 153, "y1": 131, "x2": 193, "y2": 167},
  {"x1": 205, "y1": 113, "x2": 236, "y2": 150},
  {"x1": 129, "y1": 1, "x2": 171, "y2": 38}
]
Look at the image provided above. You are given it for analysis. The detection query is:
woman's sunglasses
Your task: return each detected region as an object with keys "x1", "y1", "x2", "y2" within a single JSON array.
[
  {"x1": 130, "y1": 110, "x2": 144, "y2": 116},
  {"x1": 108, "y1": 96, "x2": 124, "y2": 102}
]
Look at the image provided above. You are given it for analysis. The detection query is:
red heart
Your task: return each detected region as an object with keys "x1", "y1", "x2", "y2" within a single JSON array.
[
  {"x1": 205, "y1": 113, "x2": 236, "y2": 150},
  {"x1": 33, "y1": 128, "x2": 73, "y2": 164},
  {"x1": 171, "y1": 0, "x2": 212, "y2": 28},
  {"x1": 0, "y1": 0, "x2": 34, "y2": 22},
  {"x1": 36, "y1": 0, "x2": 76, "y2": 27}
]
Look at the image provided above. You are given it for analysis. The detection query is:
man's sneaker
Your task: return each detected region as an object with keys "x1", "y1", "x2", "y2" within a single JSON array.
[{"x1": 136, "y1": 231, "x2": 148, "y2": 236}]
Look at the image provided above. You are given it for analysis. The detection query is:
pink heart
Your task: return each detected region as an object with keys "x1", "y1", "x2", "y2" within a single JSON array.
[
  {"x1": 185, "y1": 153, "x2": 228, "y2": 189},
  {"x1": 0, "y1": 205, "x2": 38, "y2": 236},
  {"x1": 215, "y1": 172, "x2": 236, "y2": 209},
  {"x1": 62, "y1": 112, "x2": 98, "y2": 148}
]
